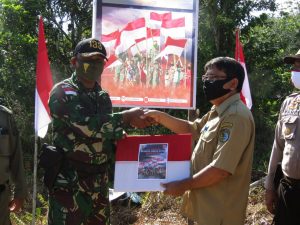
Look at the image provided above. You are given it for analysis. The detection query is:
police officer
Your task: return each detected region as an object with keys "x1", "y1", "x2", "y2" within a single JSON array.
[
  {"x1": 143, "y1": 57, "x2": 255, "y2": 225},
  {"x1": 0, "y1": 103, "x2": 27, "y2": 225},
  {"x1": 48, "y1": 38, "x2": 149, "y2": 225},
  {"x1": 265, "y1": 49, "x2": 300, "y2": 225}
]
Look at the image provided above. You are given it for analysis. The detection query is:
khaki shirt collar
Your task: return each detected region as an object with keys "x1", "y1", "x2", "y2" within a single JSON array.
[{"x1": 215, "y1": 93, "x2": 241, "y2": 116}]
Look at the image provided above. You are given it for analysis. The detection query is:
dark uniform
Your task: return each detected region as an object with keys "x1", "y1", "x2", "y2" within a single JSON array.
[
  {"x1": 265, "y1": 92, "x2": 300, "y2": 225},
  {"x1": 48, "y1": 73, "x2": 124, "y2": 225},
  {"x1": 0, "y1": 105, "x2": 27, "y2": 225}
]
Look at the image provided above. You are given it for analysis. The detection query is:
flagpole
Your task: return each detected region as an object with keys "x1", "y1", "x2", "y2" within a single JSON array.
[{"x1": 32, "y1": 134, "x2": 38, "y2": 225}]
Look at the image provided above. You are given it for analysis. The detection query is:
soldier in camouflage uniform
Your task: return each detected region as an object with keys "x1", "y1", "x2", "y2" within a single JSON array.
[
  {"x1": 48, "y1": 38, "x2": 148, "y2": 225},
  {"x1": 0, "y1": 103, "x2": 27, "y2": 225}
]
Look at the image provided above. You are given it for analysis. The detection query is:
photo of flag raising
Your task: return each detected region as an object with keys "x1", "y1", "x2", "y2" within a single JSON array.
[
  {"x1": 114, "y1": 134, "x2": 192, "y2": 192},
  {"x1": 93, "y1": 0, "x2": 199, "y2": 109},
  {"x1": 34, "y1": 16, "x2": 53, "y2": 138}
]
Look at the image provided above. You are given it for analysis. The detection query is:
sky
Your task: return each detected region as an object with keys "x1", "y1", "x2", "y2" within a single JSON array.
[{"x1": 251, "y1": 0, "x2": 299, "y2": 17}]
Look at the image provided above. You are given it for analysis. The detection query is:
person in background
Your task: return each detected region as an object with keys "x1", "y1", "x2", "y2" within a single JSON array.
[
  {"x1": 0, "y1": 101, "x2": 27, "y2": 225},
  {"x1": 265, "y1": 49, "x2": 300, "y2": 225},
  {"x1": 142, "y1": 57, "x2": 255, "y2": 225},
  {"x1": 48, "y1": 38, "x2": 150, "y2": 225}
]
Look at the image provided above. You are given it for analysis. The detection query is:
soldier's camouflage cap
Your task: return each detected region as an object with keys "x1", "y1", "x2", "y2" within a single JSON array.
[{"x1": 74, "y1": 38, "x2": 108, "y2": 60}]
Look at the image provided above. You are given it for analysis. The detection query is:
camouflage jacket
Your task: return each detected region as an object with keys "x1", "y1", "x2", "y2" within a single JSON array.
[{"x1": 48, "y1": 73, "x2": 124, "y2": 191}]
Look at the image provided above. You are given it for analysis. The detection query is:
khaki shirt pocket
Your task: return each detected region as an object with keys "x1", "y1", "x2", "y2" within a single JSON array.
[
  {"x1": 0, "y1": 134, "x2": 10, "y2": 156},
  {"x1": 282, "y1": 116, "x2": 298, "y2": 140}
]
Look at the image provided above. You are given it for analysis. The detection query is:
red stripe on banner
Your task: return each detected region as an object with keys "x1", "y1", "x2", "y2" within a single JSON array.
[
  {"x1": 116, "y1": 134, "x2": 192, "y2": 161},
  {"x1": 162, "y1": 17, "x2": 185, "y2": 29},
  {"x1": 123, "y1": 18, "x2": 145, "y2": 31},
  {"x1": 36, "y1": 17, "x2": 53, "y2": 116},
  {"x1": 165, "y1": 36, "x2": 187, "y2": 48},
  {"x1": 101, "y1": 30, "x2": 119, "y2": 42},
  {"x1": 147, "y1": 28, "x2": 160, "y2": 38},
  {"x1": 150, "y1": 12, "x2": 172, "y2": 21}
]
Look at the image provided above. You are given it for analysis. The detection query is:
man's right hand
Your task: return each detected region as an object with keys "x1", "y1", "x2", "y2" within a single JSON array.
[
  {"x1": 122, "y1": 107, "x2": 154, "y2": 128},
  {"x1": 265, "y1": 189, "x2": 277, "y2": 214}
]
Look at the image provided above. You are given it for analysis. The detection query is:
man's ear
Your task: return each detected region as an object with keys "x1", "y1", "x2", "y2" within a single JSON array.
[
  {"x1": 70, "y1": 56, "x2": 76, "y2": 66},
  {"x1": 223, "y1": 78, "x2": 238, "y2": 90}
]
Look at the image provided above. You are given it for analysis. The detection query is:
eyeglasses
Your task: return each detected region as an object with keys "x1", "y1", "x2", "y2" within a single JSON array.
[{"x1": 202, "y1": 74, "x2": 227, "y2": 82}]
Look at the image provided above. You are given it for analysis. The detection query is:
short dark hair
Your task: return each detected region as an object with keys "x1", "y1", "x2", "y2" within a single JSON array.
[{"x1": 204, "y1": 57, "x2": 245, "y2": 92}]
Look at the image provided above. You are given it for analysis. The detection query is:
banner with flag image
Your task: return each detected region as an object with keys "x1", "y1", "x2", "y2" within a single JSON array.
[
  {"x1": 92, "y1": 0, "x2": 199, "y2": 109},
  {"x1": 235, "y1": 30, "x2": 252, "y2": 109}
]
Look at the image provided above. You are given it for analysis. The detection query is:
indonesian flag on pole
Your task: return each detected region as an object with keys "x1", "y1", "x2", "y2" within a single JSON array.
[
  {"x1": 115, "y1": 18, "x2": 146, "y2": 54},
  {"x1": 235, "y1": 30, "x2": 252, "y2": 109},
  {"x1": 155, "y1": 36, "x2": 187, "y2": 60},
  {"x1": 114, "y1": 134, "x2": 192, "y2": 192},
  {"x1": 34, "y1": 16, "x2": 53, "y2": 138},
  {"x1": 161, "y1": 17, "x2": 185, "y2": 38},
  {"x1": 130, "y1": 28, "x2": 160, "y2": 56}
]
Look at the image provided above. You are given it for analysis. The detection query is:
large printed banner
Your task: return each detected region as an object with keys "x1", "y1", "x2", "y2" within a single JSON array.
[{"x1": 92, "y1": 0, "x2": 199, "y2": 109}]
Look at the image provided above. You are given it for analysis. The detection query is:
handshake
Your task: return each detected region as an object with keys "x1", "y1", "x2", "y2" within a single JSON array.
[{"x1": 122, "y1": 107, "x2": 160, "y2": 129}]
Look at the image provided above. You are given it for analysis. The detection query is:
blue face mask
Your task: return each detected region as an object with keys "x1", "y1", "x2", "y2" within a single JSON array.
[
  {"x1": 203, "y1": 78, "x2": 233, "y2": 101},
  {"x1": 76, "y1": 59, "x2": 104, "y2": 81}
]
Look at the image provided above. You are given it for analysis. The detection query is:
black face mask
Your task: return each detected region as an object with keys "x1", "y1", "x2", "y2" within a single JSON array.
[{"x1": 203, "y1": 78, "x2": 233, "y2": 101}]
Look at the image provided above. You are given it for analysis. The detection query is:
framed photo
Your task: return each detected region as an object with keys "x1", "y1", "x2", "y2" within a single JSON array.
[{"x1": 92, "y1": 0, "x2": 199, "y2": 109}]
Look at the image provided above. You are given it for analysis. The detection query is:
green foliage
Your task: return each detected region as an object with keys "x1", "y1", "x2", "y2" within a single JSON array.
[{"x1": 243, "y1": 13, "x2": 300, "y2": 171}]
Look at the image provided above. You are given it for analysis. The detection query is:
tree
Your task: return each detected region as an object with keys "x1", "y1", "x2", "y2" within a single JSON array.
[{"x1": 243, "y1": 12, "x2": 300, "y2": 170}]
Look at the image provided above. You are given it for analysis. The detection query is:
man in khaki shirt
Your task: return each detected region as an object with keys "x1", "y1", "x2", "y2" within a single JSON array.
[
  {"x1": 143, "y1": 57, "x2": 255, "y2": 225},
  {"x1": 265, "y1": 49, "x2": 300, "y2": 225},
  {"x1": 0, "y1": 103, "x2": 27, "y2": 225}
]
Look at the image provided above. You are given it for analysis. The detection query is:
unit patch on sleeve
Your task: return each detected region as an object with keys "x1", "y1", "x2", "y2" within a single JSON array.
[{"x1": 218, "y1": 122, "x2": 233, "y2": 143}]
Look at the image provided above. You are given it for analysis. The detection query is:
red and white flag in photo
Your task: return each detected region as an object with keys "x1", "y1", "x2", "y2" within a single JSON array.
[
  {"x1": 114, "y1": 134, "x2": 192, "y2": 192},
  {"x1": 115, "y1": 18, "x2": 146, "y2": 54},
  {"x1": 235, "y1": 30, "x2": 252, "y2": 109},
  {"x1": 34, "y1": 17, "x2": 53, "y2": 138},
  {"x1": 149, "y1": 11, "x2": 172, "y2": 28},
  {"x1": 155, "y1": 36, "x2": 187, "y2": 60},
  {"x1": 101, "y1": 30, "x2": 119, "y2": 55},
  {"x1": 161, "y1": 17, "x2": 185, "y2": 38},
  {"x1": 130, "y1": 28, "x2": 160, "y2": 56}
]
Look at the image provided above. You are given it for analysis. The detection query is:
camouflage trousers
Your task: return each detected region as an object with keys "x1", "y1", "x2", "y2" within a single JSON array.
[{"x1": 48, "y1": 187, "x2": 110, "y2": 225}]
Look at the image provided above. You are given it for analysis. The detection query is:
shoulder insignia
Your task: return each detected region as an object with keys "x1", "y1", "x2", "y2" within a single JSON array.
[
  {"x1": 218, "y1": 127, "x2": 231, "y2": 143},
  {"x1": 60, "y1": 84, "x2": 77, "y2": 96},
  {"x1": 220, "y1": 122, "x2": 233, "y2": 128}
]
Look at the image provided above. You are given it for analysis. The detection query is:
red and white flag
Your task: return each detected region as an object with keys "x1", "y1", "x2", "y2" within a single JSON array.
[
  {"x1": 114, "y1": 134, "x2": 192, "y2": 192},
  {"x1": 149, "y1": 11, "x2": 172, "y2": 28},
  {"x1": 34, "y1": 17, "x2": 53, "y2": 138},
  {"x1": 161, "y1": 17, "x2": 185, "y2": 38},
  {"x1": 130, "y1": 28, "x2": 160, "y2": 56},
  {"x1": 101, "y1": 30, "x2": 119, "y2": 54},
  {"x1": 155, "y1": 36, "x2": 187, "y2": 60},
  {"x1": 235, "y1": 30, "x2": 252, "y2": 109},
  {"x1": 115, "y1": 18, "x2": 146, "y2": 54}
]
